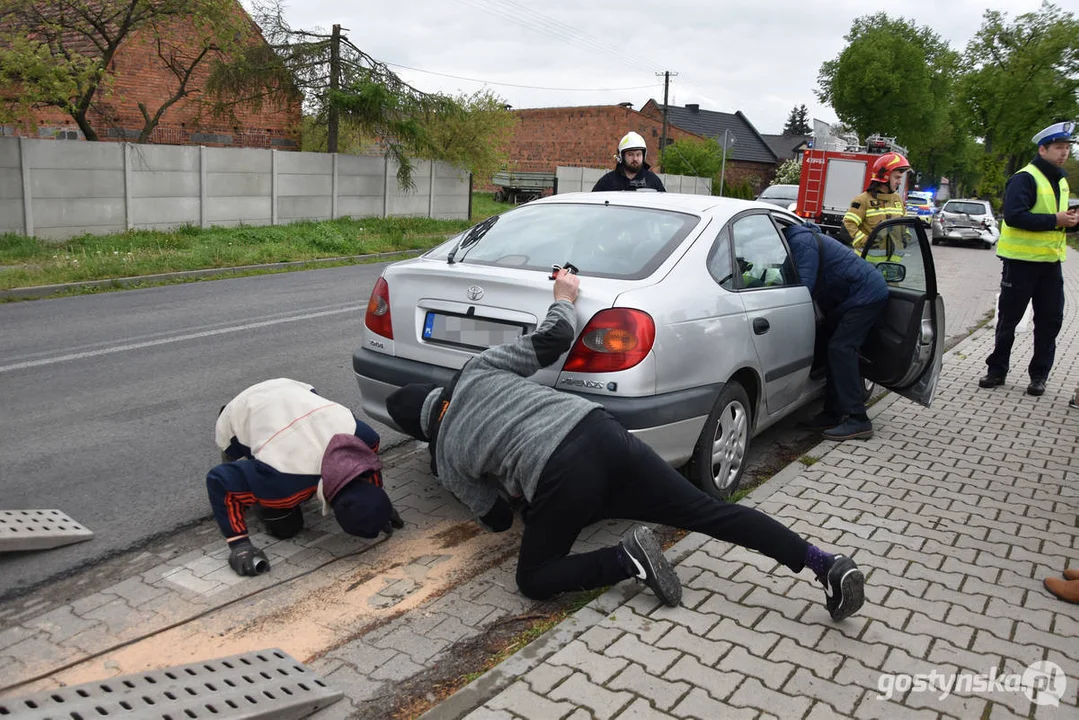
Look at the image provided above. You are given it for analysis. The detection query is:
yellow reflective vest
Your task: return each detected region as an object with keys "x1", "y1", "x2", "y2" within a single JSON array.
[
  {"x1": 997, "y1": 164, "x2": 1069, "y2": 262},
  {"x1": 843, "y1": 189, "x2": 906, "y2": 249}
]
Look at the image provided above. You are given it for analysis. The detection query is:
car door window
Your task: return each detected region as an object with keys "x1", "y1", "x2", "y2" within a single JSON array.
[
  {"x1": 863, "y1": 222, "x2": 927, "y2": 293},
  {"x1": 730, "y1": 214, "x2": 798, "y2": 290},
  {"x1": 707, "y1": 229, "x2": 735, "y2": 290}
]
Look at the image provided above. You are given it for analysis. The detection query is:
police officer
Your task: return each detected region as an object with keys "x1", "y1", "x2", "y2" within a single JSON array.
[
  {"x1": 979, "y1": 121, "x2": 1078, "y2": 396},
  {"x1": 592, "y1": 131, "x2": 666, "y2": 192},
  {"x1": 843, "y1": 152, "x2": 911, "y2": 260}
]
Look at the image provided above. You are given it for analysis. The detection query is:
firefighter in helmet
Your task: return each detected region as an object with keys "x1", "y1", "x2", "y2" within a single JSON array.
[
  {"x1": 592, "y1": 131, "x2": 666, "y2": 192},
  {"x1": 843, "y1": 152, "x2": 912, "y2": 263}
]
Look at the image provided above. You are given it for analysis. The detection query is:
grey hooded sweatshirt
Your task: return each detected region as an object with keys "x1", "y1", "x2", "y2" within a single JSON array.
[{"x1": 421, "y1": 300, "x2": 602, "y2": 519}]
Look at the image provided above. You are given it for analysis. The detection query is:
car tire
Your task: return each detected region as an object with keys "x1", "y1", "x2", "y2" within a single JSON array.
[
  {"x1": 931, "y1": 238, "x2": 940, "y2": 246},
  {"x1": 687, "y1": 381, "x2": 751, "y2": 500},
  {"x1": 862, "y1": 376, "x2": 876, "y2": 402},
  {"x1": 982, "y1": 240, "x2": 992, "y2": 250}
]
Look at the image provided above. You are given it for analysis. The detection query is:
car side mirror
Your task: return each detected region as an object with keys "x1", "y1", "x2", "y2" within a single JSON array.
[{"x1": 877, "y1": 262, "x2": 906, "y2": 283}]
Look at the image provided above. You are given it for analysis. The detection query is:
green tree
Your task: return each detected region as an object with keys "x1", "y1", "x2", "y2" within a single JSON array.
[
  {"x1": 412, "y1": 90, "x2": 518, "y2": 186},
  {"x1": 957, "y1": 3, "x2": 1079, "y2": 175},
  {"x1": 0, "y1": 0, "x2": 251, "y2": 142},
  {"x1": 782, "y1": 104, "x2": 811, "y2": 135},
  {"x1": 659, "y1": 137, "x2": 725, "y2": 179},
  {"x1": 816, "y1": 14, "x2": 957, "y2": 165}
]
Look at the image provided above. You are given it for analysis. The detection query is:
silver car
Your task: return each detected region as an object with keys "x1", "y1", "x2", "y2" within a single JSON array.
[
  {"x1": 932, "y1": 199, "x2": 999, "y2": 249},
  {"x1": 354, "y1": 193, "x2": 944, "y2": 497}
]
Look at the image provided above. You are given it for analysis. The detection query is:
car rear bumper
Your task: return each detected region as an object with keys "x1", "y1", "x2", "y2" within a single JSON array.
[{"x1": 352, "y1": 346, "x2": 713, "y2": 465}]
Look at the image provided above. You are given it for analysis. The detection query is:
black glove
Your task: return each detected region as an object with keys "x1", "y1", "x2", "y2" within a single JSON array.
[
  {"x1": 380, "y1": 505, "x2": 405, "y2": 537},
  {"x1": 227, "y1": 538, "x2": 270, "y2": 576}
]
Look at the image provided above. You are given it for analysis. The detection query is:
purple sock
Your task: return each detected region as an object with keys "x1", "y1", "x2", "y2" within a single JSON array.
[{"x1": 805, "y1": 545, "x2": 834, "y2": 583}]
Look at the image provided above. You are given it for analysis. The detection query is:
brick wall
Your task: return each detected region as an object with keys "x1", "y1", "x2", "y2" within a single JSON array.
[
  {"x1": 505, "y1": 105, "x2": 703, "y2": 174},
  {"x1": 2, "y1": 3, "x2": 299, "y2": 149}
]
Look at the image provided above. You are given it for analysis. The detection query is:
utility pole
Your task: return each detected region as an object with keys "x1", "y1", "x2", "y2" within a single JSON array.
[
  {"x1": 718, "y1": 129, "x2": 736, "y2": 197},
  {"x1": 656, "y1": 70, "x2": 677, "y2": 170},
  {"x1": 328, "y1": 23, "x2": 342, "y2": 154}
]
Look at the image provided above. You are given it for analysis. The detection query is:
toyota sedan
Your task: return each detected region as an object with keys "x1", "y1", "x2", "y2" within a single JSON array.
[{"x1": 354, "y1": 193, "x2": 944, "y2": 497}]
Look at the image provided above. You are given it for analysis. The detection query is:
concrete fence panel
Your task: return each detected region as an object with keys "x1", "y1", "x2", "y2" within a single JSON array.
[
  {"x1": 0, "y1": 138, "x2": 470, "y2": 241},
  {"x1": 0, "y1": 139, "x2": 24, "y2": 234},
  {"x1": 28, "y1": 141, "x2": 125, "y2": 239},
  {"x1": 555, "y1": 165, "x2": 712, "y2": 196},
  {"x1": 128, "y1": 145, "x2": 200, "y2": 230}
]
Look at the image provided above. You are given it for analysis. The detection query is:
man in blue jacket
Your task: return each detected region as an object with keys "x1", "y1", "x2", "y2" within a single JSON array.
[{"x1": 783, "y1": 223, "x2": 890, "y2": 440}]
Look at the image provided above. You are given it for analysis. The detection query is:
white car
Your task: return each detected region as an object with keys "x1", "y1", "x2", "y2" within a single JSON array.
[
  {"x1": 932, "y1": 199, "x2": 999, "y2": 249},
  {"x1": 354, "y1": 193, "x2": 944, "y2": 497}
]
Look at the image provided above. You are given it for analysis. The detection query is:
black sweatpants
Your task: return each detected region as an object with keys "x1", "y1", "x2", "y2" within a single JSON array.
[
  {"x1": 515, "y1": 409, "x2": 811, "y2": 600},
  {"x1": 985, "y1": 258, "x2": 1064, "y2": 381},
  {"x1": 824, "y1": 300, "x2": 887, "y2": 417}
]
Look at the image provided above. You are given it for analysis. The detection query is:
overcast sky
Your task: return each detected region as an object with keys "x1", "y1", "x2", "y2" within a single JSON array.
[{"x1": 262, "y1": 0, "x2": 1063, "y2": 135}]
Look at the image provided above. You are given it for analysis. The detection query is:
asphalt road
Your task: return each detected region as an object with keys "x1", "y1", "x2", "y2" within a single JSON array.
[
  {"x1": 0, "y1": 264, "x2": 408, "y2": 598},
  {"x1": 0, "y1": 240, "x2": 1001, "y2": 600}
]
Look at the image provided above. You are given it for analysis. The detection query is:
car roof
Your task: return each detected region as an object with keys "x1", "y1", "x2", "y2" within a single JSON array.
[
  {"x1": 532, "y1": 191, "x2": 773, "y2": 215},
  {"x1": 944, "y1": 198, "x2": 990, "y2": 204}
]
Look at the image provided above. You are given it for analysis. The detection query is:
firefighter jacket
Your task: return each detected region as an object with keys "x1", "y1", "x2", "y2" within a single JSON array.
[{"x1": 843, "y1": 188, "x2": 906, "y2": 249}]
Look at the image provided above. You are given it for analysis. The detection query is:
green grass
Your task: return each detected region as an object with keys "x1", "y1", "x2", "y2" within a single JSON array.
[{"x1": 0, "y1": 193, "x2": 516, "y2": 291}]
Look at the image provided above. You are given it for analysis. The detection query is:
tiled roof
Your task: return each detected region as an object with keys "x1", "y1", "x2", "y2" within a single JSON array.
[
  {"x1": 656, "y1": 103, "x2": 778, "y2": 164},
  {"x1": 760, "y1": 133, "x2": 811, "y2": 161}
]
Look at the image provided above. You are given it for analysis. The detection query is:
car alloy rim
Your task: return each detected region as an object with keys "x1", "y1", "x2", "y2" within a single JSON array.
[{"x1": 711, "y1": 400, "x2": 748, "y2": 491}]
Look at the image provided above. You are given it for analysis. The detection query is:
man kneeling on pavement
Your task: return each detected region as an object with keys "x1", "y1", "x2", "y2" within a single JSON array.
[
  {"x1": 207, "y1": 378, "x2": 403, "y2": 577},
  {"x1": 386, "y1": 269, "x2": 867, "y2": 621}
]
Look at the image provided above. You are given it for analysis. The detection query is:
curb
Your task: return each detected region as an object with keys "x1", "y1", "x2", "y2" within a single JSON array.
[
  {"x1": 0, "y1": 249, "x2": 426, "y2": 301},
  {"x1": 422, "y1": 320, "x2": 993, "y2": 720}
]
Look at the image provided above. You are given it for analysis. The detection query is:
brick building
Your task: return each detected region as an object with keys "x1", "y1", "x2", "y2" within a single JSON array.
[
  {"x1": 640, "y1": 100, "x2": 778, "y2": 193},
  {"x1": 505, "y1": 104, "x2": 705, "y2": 174},
  {"x1": 1, "y1": 2, "x2": 300, "y2": 149}
]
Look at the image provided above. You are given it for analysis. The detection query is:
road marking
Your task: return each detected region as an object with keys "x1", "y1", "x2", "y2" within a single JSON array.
[{"x1": 0, "y1": 305, "x2": 364, "y2": 373}]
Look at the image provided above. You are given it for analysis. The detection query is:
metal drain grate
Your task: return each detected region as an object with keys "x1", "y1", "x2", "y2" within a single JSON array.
[
  {"x1": 0, "y1": 648, "x2": 342, "y2": 720},
  {"x1": 0, "y1": 510, "x2": 93, "y2": 552}
]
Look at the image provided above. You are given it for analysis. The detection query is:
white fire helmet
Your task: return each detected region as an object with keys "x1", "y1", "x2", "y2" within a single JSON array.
[{"x1": 617, "y1": 131, "x2": 647, "y2": 163}]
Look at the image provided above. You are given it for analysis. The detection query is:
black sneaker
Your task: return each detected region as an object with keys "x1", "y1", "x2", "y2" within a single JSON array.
[
  {"x1": 978, "y1": 374, "x2": 1006, "y2": 388},
  {"x1": 1027, "y1": 379, "x2": 1046, "y2": 396},
  {"x1": 822, "y1": 555, "x2": 865, "y2": 621},
  {"x1": 620, "y1": 525, "x2": 682, "y2": 607},
  {"x1": 822, "y1": 417, "x2": 873, "y2": 441}
]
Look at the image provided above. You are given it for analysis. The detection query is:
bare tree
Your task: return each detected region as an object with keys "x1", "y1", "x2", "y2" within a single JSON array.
[{"x1": 0, "y1": 0, "x2": 251, "y2": 142}]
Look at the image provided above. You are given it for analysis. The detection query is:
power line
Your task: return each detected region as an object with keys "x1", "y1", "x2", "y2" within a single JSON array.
[
  {"x1": 385, "y1": 61, "x2": 658, "y2": 92},
  {"x1": 448, "y1": 0, "x2": 664, "y2": 78}
]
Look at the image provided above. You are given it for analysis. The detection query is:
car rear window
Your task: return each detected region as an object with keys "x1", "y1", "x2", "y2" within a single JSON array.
[
  {"x1": 907, "y1": 194, "x2": 931, "y2": 205},
  {"x1": 943, "y1": 202, "x2": 987, "y2": 216},
  {"x1": 427, "y1": 203, "x2": 701, "y2": 280},
  {"x1": 759, "y1": 185, "x2": 797, "y2": 201}
]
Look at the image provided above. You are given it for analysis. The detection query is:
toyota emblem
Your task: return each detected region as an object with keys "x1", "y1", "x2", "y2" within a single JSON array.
[{"x1": 466, "y1": 285, "x2": 485, "y2": 301}]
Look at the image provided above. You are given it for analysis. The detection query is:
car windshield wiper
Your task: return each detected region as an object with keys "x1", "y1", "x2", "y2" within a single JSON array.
[{"x1": 447, "y1": 216, "x2": 499, "y2": 265}]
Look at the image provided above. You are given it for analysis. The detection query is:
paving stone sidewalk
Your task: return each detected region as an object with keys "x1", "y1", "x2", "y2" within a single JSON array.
[{"x1": 423, "y1": 272, "x2": 1079, "y2": 719}]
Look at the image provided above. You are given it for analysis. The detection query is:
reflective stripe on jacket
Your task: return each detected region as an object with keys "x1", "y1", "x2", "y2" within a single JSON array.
[
  {"x1": 998, "y1": 163, "x2": 1069, "y2": 262},
  {"x1": 843, "y1": 189, "x2": 905, "y2": 248}
]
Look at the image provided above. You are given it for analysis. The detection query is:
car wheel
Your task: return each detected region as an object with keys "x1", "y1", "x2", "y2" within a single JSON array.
[
  {"x1": 688, "y1": 381, "x2": 751, "y2": 499},
  {"x1": 862, "y1": 376, "x2": 876, "y2": 402},
  {"x1": 982, "y1": 240, "x2": 993, "y2": 250},
  {"x1": 931, "y1": 238, "x2": 940, "y2": 246}
]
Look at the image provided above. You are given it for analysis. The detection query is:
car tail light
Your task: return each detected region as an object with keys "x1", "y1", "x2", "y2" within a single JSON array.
[
  {"x1": 365, "y1": 277, "x2": 393, "y2": 339},
  {"x1": 564, "y1": 308, "x2": 655, "y2": 373}
]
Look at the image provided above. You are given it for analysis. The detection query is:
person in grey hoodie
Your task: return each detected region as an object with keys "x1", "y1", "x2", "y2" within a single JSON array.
[{"x1": 385, "y1": 270, "x2": 867, "y2": 622}]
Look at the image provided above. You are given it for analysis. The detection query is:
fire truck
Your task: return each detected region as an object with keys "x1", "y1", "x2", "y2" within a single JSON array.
[{"x1": 795, "y1": 134, "x2": 909, "y2": 240}]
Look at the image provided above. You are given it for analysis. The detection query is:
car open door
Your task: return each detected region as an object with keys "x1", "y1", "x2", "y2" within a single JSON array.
[{"x1": 858, "y1": 217, "x2": 945, "y2": 407}]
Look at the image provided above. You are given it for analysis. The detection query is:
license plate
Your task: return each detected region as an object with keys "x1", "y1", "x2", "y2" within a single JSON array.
[{"x1": 422, "y1": 312, "x2": 525, "y2": 350}]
